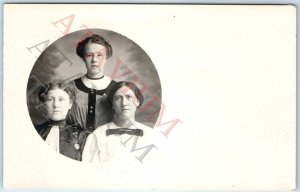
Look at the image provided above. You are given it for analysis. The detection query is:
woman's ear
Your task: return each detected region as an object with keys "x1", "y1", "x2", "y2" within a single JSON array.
[{"x1": 135, "y1": 98, "x2": 140, "y2": 107}]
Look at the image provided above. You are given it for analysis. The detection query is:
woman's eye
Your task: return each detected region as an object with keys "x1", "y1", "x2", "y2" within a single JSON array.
[
  {"x1": 45, "y1": 98, "x2": 53, "y2": 102},
  {"x1": 97, "y1": 53, "x2": 102, "y2": 57},
  {"x1": 126, "y1": 95, "x2": 133, "y2": 99},
  {"x1": 59, "y1": 98, "x2": 65, "y2": 102},
  {"x1": 114, "y1": 96, "x2": 121, "y2": 101}
]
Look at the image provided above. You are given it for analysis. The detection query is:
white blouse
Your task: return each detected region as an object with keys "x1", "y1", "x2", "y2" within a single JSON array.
[{"x1": 82, "y1": 121, "x2": 158, "y2": 163}]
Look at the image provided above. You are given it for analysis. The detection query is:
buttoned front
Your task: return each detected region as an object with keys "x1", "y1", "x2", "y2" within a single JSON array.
[{"x1": 67, "y1": 76, "x2": 116, "y2": 132}]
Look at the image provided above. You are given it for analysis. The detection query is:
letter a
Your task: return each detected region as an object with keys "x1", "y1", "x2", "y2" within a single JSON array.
[
  {"x1": 52, "y1": 14, "x2": 75, "y2": 35},
  {"x1": 26, "y1": 40, "x2": 50, "y2": 58}
]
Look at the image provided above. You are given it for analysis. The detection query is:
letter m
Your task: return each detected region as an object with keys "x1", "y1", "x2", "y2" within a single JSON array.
[
  {"x1": 121, "y1": 135, "x2": 157, "y2": 164},
  {"x1": 149, "y1": 103, "x2": 182, "y2": 138}
]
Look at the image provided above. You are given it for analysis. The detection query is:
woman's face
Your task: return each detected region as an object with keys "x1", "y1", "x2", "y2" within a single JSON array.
[
  {"x1": 112, "y1": 86, "x2": 140, "y2": 121},
  {"x1": 44, "y1": 88, "x2": 72, "y2": 121},
  {"x1": 83, "y1": 42, "x2": 107, "y2": 77}
]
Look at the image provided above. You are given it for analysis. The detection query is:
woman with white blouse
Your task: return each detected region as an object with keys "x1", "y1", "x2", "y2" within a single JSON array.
[{"x1": 82, "y1": 81, "x2": 156, "y2": 163}]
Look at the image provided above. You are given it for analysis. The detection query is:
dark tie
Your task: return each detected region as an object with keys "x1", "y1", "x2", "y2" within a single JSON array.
[{"x1": 106, "y1": 128, "x2": 143, "y2": 136}]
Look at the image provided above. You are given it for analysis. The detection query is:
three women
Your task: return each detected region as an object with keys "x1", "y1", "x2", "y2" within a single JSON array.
[{"x1": 35, "y1": 34, "x2": 153, "y2": 162}]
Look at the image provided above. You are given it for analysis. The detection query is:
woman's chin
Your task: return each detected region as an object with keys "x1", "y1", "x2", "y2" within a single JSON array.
[{"x1": 49, "y1": 116, "x2": 65, "y2": 122}]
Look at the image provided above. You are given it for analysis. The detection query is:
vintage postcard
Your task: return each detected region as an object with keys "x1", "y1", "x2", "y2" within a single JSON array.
[{"x1": 3, "y1": 4, "x2": 296, "y2": 191}]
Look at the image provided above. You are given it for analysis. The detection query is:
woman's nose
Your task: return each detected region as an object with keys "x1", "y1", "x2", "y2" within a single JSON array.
[
  {"x1": 121, "y1": 97, "x2": 128, "y2": 105},
  {"x1": 91, "y1": 55, "x2": 98, "y2": 62},
  {"x1": 53, "y1": 99, "x2": 59, "y2": 108}
]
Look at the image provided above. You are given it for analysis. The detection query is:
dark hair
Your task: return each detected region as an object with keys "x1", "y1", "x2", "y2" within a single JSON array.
[
  {"x1": 107, "y1": 81, "x2": 144, "y2": 108},
  {"x1": 38, "y1": 82, "x2": 76, "y2": 103},
  {"x1": 76, "y1": 34, "x2": 113, "y2": 59}
]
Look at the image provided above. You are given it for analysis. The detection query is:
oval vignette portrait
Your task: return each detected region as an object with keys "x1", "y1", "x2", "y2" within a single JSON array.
[{"x1": 26, "y1": 29, "x2": 162, "y2": 161}]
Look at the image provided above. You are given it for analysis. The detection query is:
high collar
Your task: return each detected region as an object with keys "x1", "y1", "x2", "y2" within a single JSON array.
[
  {"x1": 74, "y1": 77, "x2": 116, "y2": 94},
  {"x1": 86, "y1": 74, "x2": 104, "y2": 80}
]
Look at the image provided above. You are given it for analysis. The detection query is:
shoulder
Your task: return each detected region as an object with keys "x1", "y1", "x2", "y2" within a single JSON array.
[
  {"x1": 68, "y1": 77, "x2": 88, "y2": 93},
  {"x1": 106, "y1": 78, "x2": 117, "y2": 89},
  {"x1": 135, "y1": 122, "x2": 152, "y2": 131},
  {"x1": 135, "y1": 122, "x2": 153, "y2": 136},
  {"x1": 71, "y1": 77, "x2": 82, "y2": 83},
  {"x1": 35, "y1": 121, "x2": 48, "y2": 132},
  {"x1": 98, "y1": 76, "x2": 115, "y2": 91},
  {"x1": 35, "y1": 121, "x2": 51, "y2": 140},
  {"x1": 109, "y1": 78, "x2": 117, "y2": 84},
  {"x1": 92, "y1": 123, "x2": 109, "y2": 136},
  {"x1": 84, "y1": 124, "x2": 108, "y2": 146},
  {"x1": 103, "y1": 76, "x2": 114, "y2": 83},
  {"x1": 66, "y1": 78, "x2": 81, "y2": 87}
]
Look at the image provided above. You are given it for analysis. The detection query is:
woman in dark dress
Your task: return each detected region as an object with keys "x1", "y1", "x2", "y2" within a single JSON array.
[
  {"x1": 35, "y1": 82, "x2": 88, "y2": 161},
  {"x1": 67, "y1": 34, "x2": 116, "y2": 132}
]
